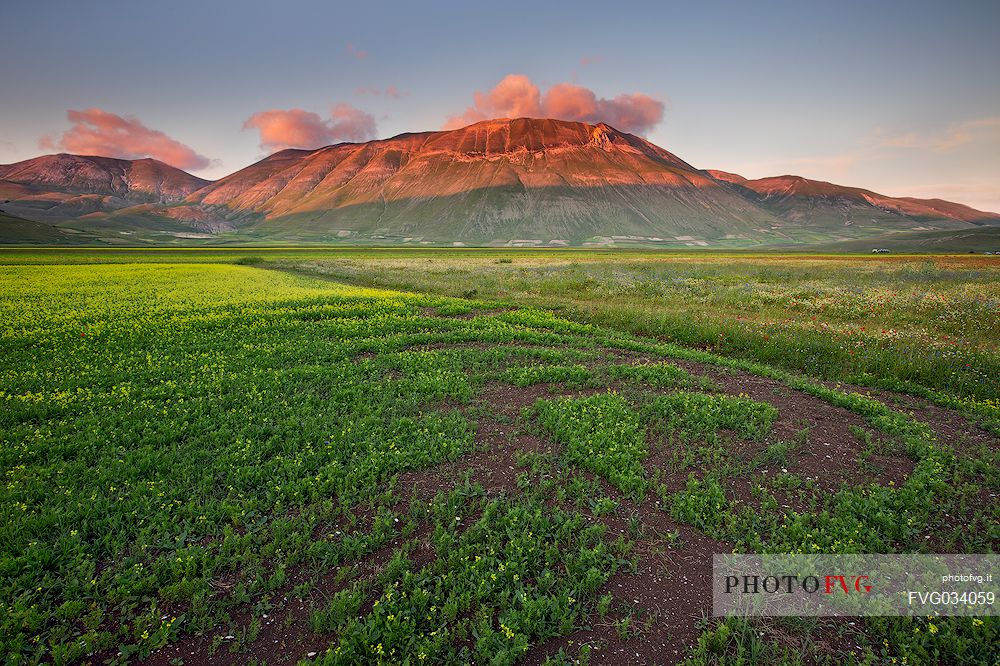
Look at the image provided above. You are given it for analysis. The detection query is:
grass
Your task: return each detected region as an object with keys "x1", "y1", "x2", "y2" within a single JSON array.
[
  {"x1": 535, "y1": 393, "x2": 648, "y2": 499},
  {"x1": 0, "y1": 249, "x2": 997, "y2": 665},
  {"x1": 261, "y1": 250, "x2": 1000, "y2": 413},
  {"x1": 646, "y1": 392, "x2": 779, "y2": 441}
]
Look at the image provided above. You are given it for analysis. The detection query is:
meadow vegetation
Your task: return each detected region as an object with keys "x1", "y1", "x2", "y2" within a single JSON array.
[
  {"x1": 267, "y1": 251, "x2": 1000, "y2": 425},
  {"x1": 0, "y1": 250, "x2": 996, "y2": 665}
]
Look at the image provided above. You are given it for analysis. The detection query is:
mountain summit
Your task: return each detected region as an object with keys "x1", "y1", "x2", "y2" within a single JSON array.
[{"x1": 2, "y1": 118, "x2": 998, "y2": 245}]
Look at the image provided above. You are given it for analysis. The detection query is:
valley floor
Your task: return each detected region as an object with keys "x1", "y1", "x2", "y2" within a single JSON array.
[{"x1": 0, "y1": 250, "x2": 996, "y2": 665}]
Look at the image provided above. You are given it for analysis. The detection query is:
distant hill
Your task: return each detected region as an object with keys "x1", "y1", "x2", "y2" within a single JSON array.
[
  {"x1": 705, "y1": 170, "x2": 1000, "y2": 230},
  {"x1": 0, "y1": 154, "x2": 210, "y2": 224},
  {"x1": 2, "y1": 119, "x2": 998, "y2": 247}
]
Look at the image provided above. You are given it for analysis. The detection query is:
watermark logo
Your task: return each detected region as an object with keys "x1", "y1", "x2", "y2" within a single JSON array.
[
  {"x1": 714, "y1": 554, "x2": 997, "y2": 617},
  {"x1": 723, "y1": 574, "x2": 871, "y2": 596}
]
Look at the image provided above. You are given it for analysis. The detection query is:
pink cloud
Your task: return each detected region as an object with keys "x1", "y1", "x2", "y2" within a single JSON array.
[
  {"x1": 345, "y1": 43, "x2": 368, "y2": 59},
  {"x1": 39, "y1": 108, "x2": 211, "y2": 170},
  {"x1": 444, "y1": 74, "x2": 542, "y2": 128},
  {"x1": 242, "y1": 109, "x2": 331, "y2": 152},
  {"x1": 354, "y1": 85, "x2": 407, "y2": 99},
  {"x1": 579, "y1": 55, "x2": 604, "y2": 66},
  {"x1": 589, "y1": 93, "x2": 664, "y2": 135},
  {"x1": 443, "y1": 74, "x2": 664, "y2": 134},
  {"x1": 329, "y1": 103, "x2": 377, "y2": 140},
  {"x1": 243, "y1": 104, "x2": 377, "y2": 152},
  {"x1": 544, "y1": 83, "x2": 599, "y2": 120}
]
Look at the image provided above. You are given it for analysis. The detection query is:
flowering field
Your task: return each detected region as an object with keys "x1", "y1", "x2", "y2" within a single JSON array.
[
  {"x1": 272, "y1": 252, "x2": 1000, "y2": 428},
  {"x1": 0, "y1": 253, "x2": 996, "y2": 665}
]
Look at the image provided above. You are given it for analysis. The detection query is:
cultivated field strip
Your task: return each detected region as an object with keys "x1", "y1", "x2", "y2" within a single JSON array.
[{"x1": 0, "y1": 263, "x2": 996, "y2": 665}]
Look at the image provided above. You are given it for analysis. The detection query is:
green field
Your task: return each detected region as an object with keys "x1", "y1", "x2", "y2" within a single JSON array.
[
  {"x1": 1, "y1": 250, "x2": 997, "y2": 665},
  {"x1": 806, "y1": 227, "x2": 1000, "y2": 254}
]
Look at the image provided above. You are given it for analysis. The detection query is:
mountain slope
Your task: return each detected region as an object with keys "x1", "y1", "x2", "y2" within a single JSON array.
[
  {"x1": 706, "y1": 170, "x2": 1000, "y2": 229},
  {"x1": 0, "y1": 210, "x2": 91, "y2": 244}
]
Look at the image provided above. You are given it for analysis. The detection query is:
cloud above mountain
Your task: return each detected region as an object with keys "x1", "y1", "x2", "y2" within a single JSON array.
[
  {"x1": 39, "y1": 108, "x2": 212, "y2": 170},
  {"x1": 243, "y1": 104, "x2": 377, "y2": 152},
  {"x1": 444, "y1": 74, "x2": 664, "y2": 135}
]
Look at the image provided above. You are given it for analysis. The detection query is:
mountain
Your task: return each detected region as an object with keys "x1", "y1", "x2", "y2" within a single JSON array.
[
  {"x1": 706, "y1": 170, "x2": 1000, "y2": 229},
  {"x1": 0, "y1": 154, "x2": 210, "y2": 223},
  {"x1": 183, "y1": 118, "x2": 777, "y2": 244},
  {"x1": 2, "y1": 119, "x2": 998, "y2": 247}
]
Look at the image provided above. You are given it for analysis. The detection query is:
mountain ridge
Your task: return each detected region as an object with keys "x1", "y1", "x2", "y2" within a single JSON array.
[
  {"x1": 2, "y1": 118, "x2": 998, "y2": 245},
  {"x1": 706, "y1": 170, "x2": 1000, "y2": 226}
]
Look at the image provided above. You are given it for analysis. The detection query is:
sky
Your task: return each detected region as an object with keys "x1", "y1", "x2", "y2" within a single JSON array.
[{"x1": 2, "y1": 0, "x2": 999, "y2": 211}]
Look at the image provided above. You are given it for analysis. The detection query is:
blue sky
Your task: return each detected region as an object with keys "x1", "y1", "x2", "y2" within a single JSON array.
[{"x1": 2, "y1": 0, "x2": 998, "y2": 210}]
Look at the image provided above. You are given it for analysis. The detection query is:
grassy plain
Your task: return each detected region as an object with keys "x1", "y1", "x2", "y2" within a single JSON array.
[
  {"x1": 265, "y1": 252, "x2": 1000, "y2": 421},
  {"x1": 0, "y1": 249, "x2": 997, "y2": 665}
]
